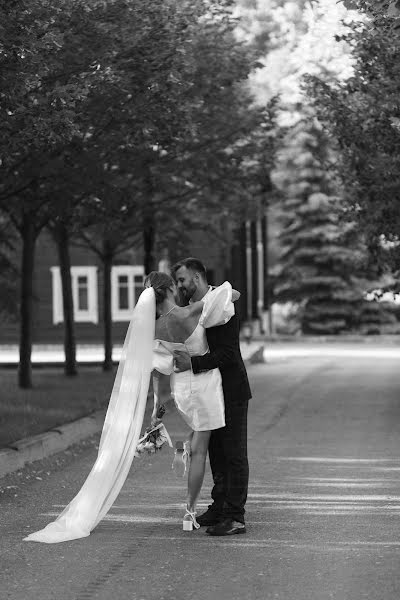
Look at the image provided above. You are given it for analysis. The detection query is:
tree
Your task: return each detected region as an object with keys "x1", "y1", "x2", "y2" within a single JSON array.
[
  {"x1": 342, "y1": 0, "x2": 400, "y2": 25},
  {"x1": 0, "y1": 0, "x2": 122, "y2": 386},
  {"x1": 75, "y1": 192, "x2": 142, "y2": 372},
  {"x1": 271, "y1": 113, "x2": 369, "y2": 333},
  {"x1": 0, "y1": 0, "x2": 267, "y2": 385},
  {"x1": 237, "y1": 0, "x2": 397, "y2": 332},
  {"x1": 308, "y1": 13, "x2": 400, "y2": 278},
  {"x1": 47, "y1": 188, "x2": 84, "y2": 377}
]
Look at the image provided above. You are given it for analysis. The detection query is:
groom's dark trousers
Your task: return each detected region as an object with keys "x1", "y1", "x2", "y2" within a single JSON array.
[{"x1": 191, "y1": 308, "x2": 251, "y2": 524}]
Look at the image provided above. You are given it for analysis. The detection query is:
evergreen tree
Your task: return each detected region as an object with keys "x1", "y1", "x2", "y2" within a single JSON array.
[{"x1": 272, "y1": 112, "x2": 367, "y2": 334}]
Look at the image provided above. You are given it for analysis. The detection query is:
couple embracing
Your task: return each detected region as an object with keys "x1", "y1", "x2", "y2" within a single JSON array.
[{"x1": 24, "y1": 258, "x2": 251, "y2": 543}]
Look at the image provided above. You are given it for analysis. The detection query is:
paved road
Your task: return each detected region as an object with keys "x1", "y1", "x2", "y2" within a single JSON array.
[{"x1": 2, "y1": 346, "x2": 400, "y2": 600}]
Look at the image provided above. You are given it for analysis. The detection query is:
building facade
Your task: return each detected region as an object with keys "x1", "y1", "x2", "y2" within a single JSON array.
[{"x1": 1, "y1": 217, "x2": 271, "y2": 345}]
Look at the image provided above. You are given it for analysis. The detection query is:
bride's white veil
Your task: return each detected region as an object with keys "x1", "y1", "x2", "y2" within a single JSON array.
[{"x1": 24, "y1": 287, "x2": 156, "y2": 543}]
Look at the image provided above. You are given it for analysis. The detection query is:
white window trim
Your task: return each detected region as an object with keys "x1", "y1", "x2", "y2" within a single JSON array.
[
  {"x1": 111, "y1": 265, "x2": 145, "y2": 322},
  {"x1": 50, "y1": 267, "x2": 63, "y2": 325},
  {"x1": 50, "y1": 266, "x2": 99, "y2": 324}
]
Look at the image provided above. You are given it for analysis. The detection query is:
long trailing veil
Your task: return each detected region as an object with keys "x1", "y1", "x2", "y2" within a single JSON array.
[{"x1": 24, "y1": 287, "x2": 156, "y2": 543}]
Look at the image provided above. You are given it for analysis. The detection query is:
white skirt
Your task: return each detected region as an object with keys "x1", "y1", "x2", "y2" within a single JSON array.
[{"x1": 171, "y1": 368, "x2": 225, "y2": 431}]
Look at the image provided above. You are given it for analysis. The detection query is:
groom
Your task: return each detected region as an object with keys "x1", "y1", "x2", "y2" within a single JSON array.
[{"x1": 171, "y1": 257, "x2": 251, "y2": 536}]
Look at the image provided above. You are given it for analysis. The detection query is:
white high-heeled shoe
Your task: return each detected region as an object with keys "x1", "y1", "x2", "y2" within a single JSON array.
[{"x1": 183, "y1": 507, "x2": 200, "y2": 531}]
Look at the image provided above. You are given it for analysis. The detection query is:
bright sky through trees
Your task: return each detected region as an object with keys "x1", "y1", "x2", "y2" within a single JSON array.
[{"x1": 236, "y1": 0, "x2": 362, "y2": 112}]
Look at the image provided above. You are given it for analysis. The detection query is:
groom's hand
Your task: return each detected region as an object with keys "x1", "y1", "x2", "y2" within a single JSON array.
[{"x1": 173, "y1": 350, "x2": 192, "y2": 373}]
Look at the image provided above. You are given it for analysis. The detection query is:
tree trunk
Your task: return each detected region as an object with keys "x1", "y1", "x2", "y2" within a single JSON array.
[
  {"x1": 143, "y1": 222, "x2": 155, "y2": 274},
  {"x1": 55, "y1": 222, "x2": 78, "y2": 376},
  {"x1": 18, "y1": 214, "x2": 36, "y2": 388},
  {"x1": 102, "y1": 241, "x2": 113, "y2": 372}
]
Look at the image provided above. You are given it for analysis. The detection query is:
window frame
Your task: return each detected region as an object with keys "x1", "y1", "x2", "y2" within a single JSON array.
[
  {"x1": 50, "y1": 266, "x2": 99, "y2": 324},
  {"x1": 111, "y1": 265, "x2": 145, "y2": 322}
]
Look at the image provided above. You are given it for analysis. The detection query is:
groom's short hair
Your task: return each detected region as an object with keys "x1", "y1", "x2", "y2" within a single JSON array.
[{"x1": 171, "y1": 257, "x2": 207, "y2": 281}]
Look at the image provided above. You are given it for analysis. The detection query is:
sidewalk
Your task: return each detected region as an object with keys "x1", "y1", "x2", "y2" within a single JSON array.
[
  {"x1": 0, "y1": 340, "x2": 264, "y2": 366},
  {"x1": 2, "y1": 335, "x2": 399, "y2": 366},
  {"x1": 0, "y1": 341, "x2": 264, "y2": 479}
]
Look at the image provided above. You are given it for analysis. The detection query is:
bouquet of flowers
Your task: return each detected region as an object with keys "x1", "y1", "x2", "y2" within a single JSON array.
[{"x1": 135, "y1": 404, "x2": 173, "y2": 457}]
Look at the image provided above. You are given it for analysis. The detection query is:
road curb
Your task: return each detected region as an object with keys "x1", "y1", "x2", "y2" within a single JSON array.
[
  {"x1": 0, "y1": 411, "x2": 105, "y2": 479},
  {"x1": 0, "y1": 345, "x2": 265, "y2": 480}
]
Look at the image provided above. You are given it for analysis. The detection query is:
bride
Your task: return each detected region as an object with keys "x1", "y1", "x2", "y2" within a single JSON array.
[{"x1": 24, "y1": 271, "x2": 237, "y2": 543}]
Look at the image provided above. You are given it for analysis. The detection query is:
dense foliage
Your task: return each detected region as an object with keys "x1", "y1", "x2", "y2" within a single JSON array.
[
  {"x1": 308, "y1": 1, "x2": 400, "y2": 276},
  {"x1": 0, "y1": 0, "x2": 266, "y2": 385}
]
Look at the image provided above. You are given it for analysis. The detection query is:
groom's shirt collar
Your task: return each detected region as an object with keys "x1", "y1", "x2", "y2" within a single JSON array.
[{"x1": 189, "y1": 285, "x2": 213, "y2": 304}]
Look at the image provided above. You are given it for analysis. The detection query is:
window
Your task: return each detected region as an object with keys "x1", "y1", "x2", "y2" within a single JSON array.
[
  {"x1": 77, "y1": 275, "x2": 89, "y2": 311},
  {"x1": 111, "y1": 266, "x2": 145, "y2": 321},
  {"x1": 117, "y1": 275, "x2": 129, "y2": 310},
  {"x1": 50, "y1": 266, "x2": 99, "y2": 324}
]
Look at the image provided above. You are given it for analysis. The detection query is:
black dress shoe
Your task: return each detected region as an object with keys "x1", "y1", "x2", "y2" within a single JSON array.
[
  {"x1": 196, "y1": 508, "x2": 222, "y2": 527},
  {"x1": 206, "y1": 519, "x2": 246, "y2": 536}
]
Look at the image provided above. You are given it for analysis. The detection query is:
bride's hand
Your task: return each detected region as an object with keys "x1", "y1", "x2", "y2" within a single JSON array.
[
  {"x1": 232, "y1": 289, "x2": 241, "y2": 302},
  {"x1": 151, "y1": 411, "x2": 162, "y2": 427}
]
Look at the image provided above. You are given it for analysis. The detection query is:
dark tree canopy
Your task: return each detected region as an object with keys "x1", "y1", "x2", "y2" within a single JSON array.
[{"x1": 308, "y1": 4, "x2": 400, "y2": 275}]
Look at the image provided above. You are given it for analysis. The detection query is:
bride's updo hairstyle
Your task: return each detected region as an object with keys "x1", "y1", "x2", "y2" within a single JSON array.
[{"x1": 144, "y1": 271, "x2": 175, "y2": 305}]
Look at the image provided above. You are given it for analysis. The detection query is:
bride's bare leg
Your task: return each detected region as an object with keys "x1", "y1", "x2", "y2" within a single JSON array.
[{"x1": 186, "y1": 430, "x2": 211, "y2": 512}]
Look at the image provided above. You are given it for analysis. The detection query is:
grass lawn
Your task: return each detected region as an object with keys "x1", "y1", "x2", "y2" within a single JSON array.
[{"x1": 0, "y1": 367, "x2": 117, "y2": 448}]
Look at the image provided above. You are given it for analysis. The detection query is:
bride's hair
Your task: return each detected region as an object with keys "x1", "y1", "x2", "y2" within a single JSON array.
[{"x1": 144, "y1": 271, "x2": 175, "y2": 305}]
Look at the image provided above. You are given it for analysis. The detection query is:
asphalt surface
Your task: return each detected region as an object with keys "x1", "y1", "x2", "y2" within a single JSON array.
[{"x1": 2, "y1": 345, "x2": 400, "y2": 600}]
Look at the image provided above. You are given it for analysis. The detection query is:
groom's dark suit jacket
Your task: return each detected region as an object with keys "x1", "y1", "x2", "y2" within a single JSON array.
[{"x1": 190, "y1": 307, "x2": 252, "y2": 403}]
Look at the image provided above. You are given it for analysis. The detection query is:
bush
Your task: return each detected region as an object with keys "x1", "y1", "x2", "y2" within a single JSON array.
[
  {"x1": 272, "y1": 302, "x2": 302, "y2": 335},
  {"x1": 357, "y1": 300, "x2": 400, "y2": 335}
]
